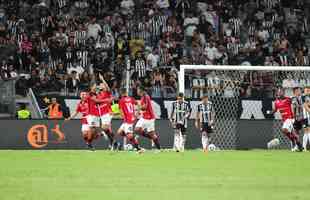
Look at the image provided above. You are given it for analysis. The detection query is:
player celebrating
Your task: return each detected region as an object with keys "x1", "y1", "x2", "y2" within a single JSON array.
[
  {"x1": 195, "y1": 95, "x2": 215, "y2": 153},
  {"x1": 135, "y1": 86, "x2": 161, "y2": 150},
  {"x1": 86, "y1": 83, "x2": 112, "y2": 144},
  {"x1": 97, "y1": 74, "x2": 118, "y2": 150},
  {"x1": 117, "y1": 88, "x2": 144, "y2": 153},
  {"x1": 273, "y1": 88, "x2": 303, "y2": 152},
  {"x1": 66, "y1": 91, "x2": 95, "y2": 150},
  {"x1": 170, "y1": 93, "x2": 191, "y2": 152}
]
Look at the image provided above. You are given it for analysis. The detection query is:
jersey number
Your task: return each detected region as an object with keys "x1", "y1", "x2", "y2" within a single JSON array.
[{"x1": 125, "y1": 103, "x2": 134, "y2": 113}]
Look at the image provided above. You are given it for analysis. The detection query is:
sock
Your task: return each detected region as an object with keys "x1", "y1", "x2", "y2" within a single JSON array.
[
  {"x1": 175, "y1": 133, "x2": 181, "y2": 151},
  {"x1": 181, "y1": 135, "x2": 186, "y2": 151},
  {"x1": 173, "y1": 132, "x2": 178, "y2": 150},
  {"x1": 307, "y1": 134, "x2": 310, "y2": 149},
  {"x1": 127, "y1": 134, "x2": 141, "y2": 150},
  {"x1": 291, "y1": 132, "x2": 302, "y2": 150},
  {"x1": 83, "y1": 134, "x2": 88, "y2": 143},
  {"x1": 152, "y1": 134, "x2": 161, "y2": 150},
  {"x1": 285, "y1": 132, "x2": 296, "y2": 147},
  {"x1": 137, "y1": 129, "x2": 152, "y2": 139},
  {"x1": 201, "y1": 132, "x2": 208, "y2": 150},
  {"x1": 105, "y1": 129, "x2": 115, "y2": 146},
  {"x1": 303, "y1": 134, "x2": 308, "y2": 150}
]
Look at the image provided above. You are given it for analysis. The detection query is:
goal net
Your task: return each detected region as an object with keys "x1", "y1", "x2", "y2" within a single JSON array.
[{"x1": 179, "y1": 65, "x2": 310, "y2": 150}]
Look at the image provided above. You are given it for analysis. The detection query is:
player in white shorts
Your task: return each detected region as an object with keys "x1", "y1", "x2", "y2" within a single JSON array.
[
  {"x1": 134, "y1": 86, "x2": 161, "y2": 150},
  {"x1": 66, "y1": 92, "x2": 95, "y2": 150},
  {"x1": 117, "y1": 88, "x2": 143, "y2": 152}
]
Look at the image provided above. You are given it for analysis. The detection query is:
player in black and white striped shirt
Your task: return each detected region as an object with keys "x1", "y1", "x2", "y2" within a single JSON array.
[
  {"x1": 302, "y1": 88, "x2": 310, "y2": 151},
  {"x1": 170, "y1": 93, "x2": 191, "y2": 152},
  {"x1": 195, "y1": 95, "x2": 215, "y2": 152}
]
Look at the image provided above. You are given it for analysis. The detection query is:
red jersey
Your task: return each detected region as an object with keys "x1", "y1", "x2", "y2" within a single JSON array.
[
  {"x1": 76, "y1": 100, "x2": 89, "y2": 124},
  {"x1": 97, "y1": 91, "x2": 112, "y2": 115},
  {"x1": 87, "y1": 92, "x2": 99, "y2": 116},
  {"x1": 275, "y1": 97, "x2": 294, "y2": 121},
  {"x1": 140, "y1": 94, "x2": 155, "y2": 120},
  {"x1": 119, "y1": 96, "x2": 136, "y2": 124}
]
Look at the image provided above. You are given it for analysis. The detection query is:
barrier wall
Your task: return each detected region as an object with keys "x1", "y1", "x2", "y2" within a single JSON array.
[{"x1": 0, "y1": 120, "x2": 286, "y2": 150}]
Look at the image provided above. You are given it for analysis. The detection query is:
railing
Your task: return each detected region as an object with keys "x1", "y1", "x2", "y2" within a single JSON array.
[{"x1": 28, "y1": 88, "x2": 43, "y2": 119}]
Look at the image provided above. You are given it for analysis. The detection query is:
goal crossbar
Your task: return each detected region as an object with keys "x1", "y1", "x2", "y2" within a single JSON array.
[{"x1": 179, "y1": 65, "x2": 310, "y2": 93}]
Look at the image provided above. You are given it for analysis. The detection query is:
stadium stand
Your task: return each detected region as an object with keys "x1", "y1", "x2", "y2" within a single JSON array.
[{"x1": 0, "y1": 0, "x2": 309, "y2": 101}]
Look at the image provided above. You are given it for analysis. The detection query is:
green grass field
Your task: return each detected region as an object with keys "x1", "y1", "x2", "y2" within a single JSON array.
[{"x1": 0, "y1": 150, "x2": 309, "y2": 200}]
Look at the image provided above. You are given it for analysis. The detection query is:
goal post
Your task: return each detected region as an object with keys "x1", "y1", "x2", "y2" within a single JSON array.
[
  {"x1": 179, "y1": 65, "x2": 310, "y2": 149},
  {"x1": 179, "y1": 65, "x2": 310, "y2": 94}
]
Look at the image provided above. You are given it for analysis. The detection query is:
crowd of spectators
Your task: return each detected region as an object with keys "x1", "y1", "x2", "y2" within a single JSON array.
[{"x1": 0, "y1": 0, "x2": 310, "y2": 99}]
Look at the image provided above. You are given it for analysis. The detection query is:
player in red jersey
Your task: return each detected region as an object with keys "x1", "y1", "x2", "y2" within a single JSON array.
[
  {"x1": 134, "y1": 86, "x2": 161, "y2": 150},
  {"x1": 273, "y1": 88, "x2": 303, "y2": 152},
  {"x1": 66, "y1": 92, "x2": 96, "y2": 150},
  {"x1": 117, "y1": 88, "x2": 143, "y2": 153},
  {"x1": 97, "y1": 75, "x2": 118, "y2": 150}
]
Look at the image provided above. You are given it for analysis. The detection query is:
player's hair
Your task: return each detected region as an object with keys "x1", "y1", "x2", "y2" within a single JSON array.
[
  {"x1": 201, "y1": 94, "x2": 208, "y2": 99},
  {"x1": 293, "y1": 87, "x2": 301, "y2": 92},
  {"x1": 79, "y1": 90, "x2": 87, "y2": 95},
  {"x1": 138, "y1": 86, "x2": 145, "y2": 92},
  {"x1": 177, "y1": 92, "x2": 184, "y2": 98}
]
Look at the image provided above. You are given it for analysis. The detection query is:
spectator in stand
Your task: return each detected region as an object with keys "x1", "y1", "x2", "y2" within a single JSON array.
[{"x1": 0, "y1": 0, "x2": 308, "y2": 99}]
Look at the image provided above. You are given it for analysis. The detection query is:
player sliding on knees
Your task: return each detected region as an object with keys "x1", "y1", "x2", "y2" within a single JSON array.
[
  {"x1": 272, "y1": 88, "x2": 303, "y2": 152},
  {"x1": 97, "y1": 74, "x2": 119, "y2": 150},
  {"x1": 117, "y1": 88, "x2": 144, "y2": 153},
  {"x1": 134, "y1": 86, "x2": 161, "y2": 151},
  {"x1": 66, "y1": 91, "x2": 97, "y2": 151},
  {"x1": 195, "y1": 95, "x2": 215, "y2": 153},
  {"x1": 170, "y1": 93, "x2": 191, "y2": 152}
]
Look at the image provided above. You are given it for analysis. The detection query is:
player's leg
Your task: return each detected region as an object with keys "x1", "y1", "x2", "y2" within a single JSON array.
[
  {"x1": 146, "y1": 119, "x2": 161, "y2": 150},
  {"x1": 282, "y1": 119, "x2": 302, "y2": 151},
  {"x1": 101, "y1": 114, "x2": 118, "y2": 150},
  {"x1": 119, "y1": 123, "x2": 143, "y2": 152},
  {"x1": 147, "y1": 131, "x2": 161, "y2": 150},
  {"x1": 174, "y1": 124, "x2": 185, "y2": 152},
  {"x1": 83, "y1": 133, "x2": 94, "y2": 150},
  {"x1": 303, "y1": 128, "x2": 310, "y2": 151},
  {"x1": 201, "y1": 123, "x2": 209, "y2": 152},
  {"x1": 86, "y1": 115, "x2": 100, "y2": 150},
  {"x1": 173, "y1": 126, "x2": 182, "y2": 152},
  {"x1": 134, "y1": 118, "x2": 152, "y2": 139},
  {"x1": 180, "y1": 126, "x2": 186, "y2": 152}
]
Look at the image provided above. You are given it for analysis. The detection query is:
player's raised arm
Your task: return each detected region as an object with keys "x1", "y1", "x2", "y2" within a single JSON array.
[{"x1": 98, "y1": 73, "x2": 110, "y2": 91}]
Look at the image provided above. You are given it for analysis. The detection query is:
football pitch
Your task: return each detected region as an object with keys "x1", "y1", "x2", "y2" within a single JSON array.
[{"x1": 0, "y1": 150, "x2": 309, "y2": 200}]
